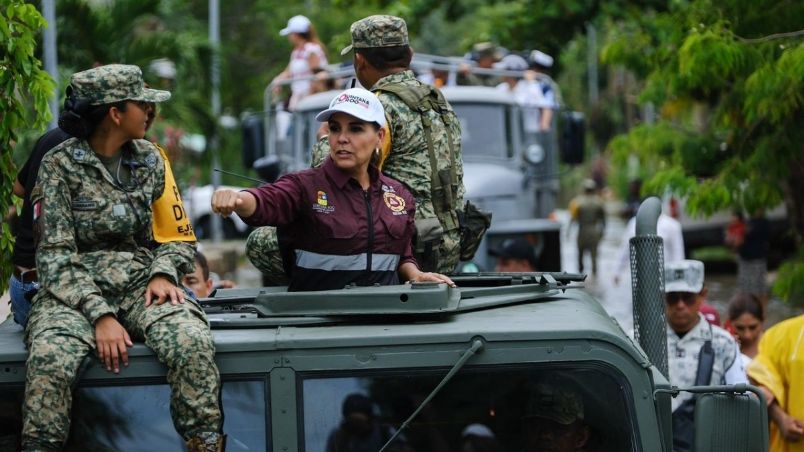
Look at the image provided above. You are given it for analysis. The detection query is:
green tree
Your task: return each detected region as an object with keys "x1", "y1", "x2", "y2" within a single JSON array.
[
  {"x1": 602, "y1": 0, "x2": 804, "y2": 304},
  {"x1": 1, "y1": 2, "x2": 54, "y2": 293}
]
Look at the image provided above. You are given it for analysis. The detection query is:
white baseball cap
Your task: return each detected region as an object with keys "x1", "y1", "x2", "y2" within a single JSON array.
[
  {"x1": 664, "y1": 259, "x2": 705, "y2": 293},
  {"x1": 279, "y1": 15, "x2": 311, "y2": 36},
  {"x1": 315, "y1": 88, "x2": 387, "y2": 128},
  {"x1": 530, "y1": 50, "x2": 554, "y2": 68},
  {"x1": 493, "y1": 54, "x2": 529, "y2": 71}
]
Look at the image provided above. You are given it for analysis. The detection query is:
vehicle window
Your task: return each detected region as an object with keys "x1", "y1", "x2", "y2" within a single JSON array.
[
  {"x1": 452, "y1": 104, "x2": 512, "y2": 159},
  {"x1": 0, "y1": 379, "x2": 268, "y2": 451},
  {"x1": 300, "y1": 366, "x2": 635, "y2": 452}
]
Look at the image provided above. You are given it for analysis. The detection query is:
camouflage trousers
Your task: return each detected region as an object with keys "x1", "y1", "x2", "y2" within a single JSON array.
[
  {"x1": 22, "y1": 291, "x2": 222, "y2": 450},
  {"x1": 246, "y1": 224, "x2": 461, "y2": 279}
]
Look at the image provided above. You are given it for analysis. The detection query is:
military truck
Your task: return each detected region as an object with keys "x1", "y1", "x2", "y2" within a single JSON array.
[
  {"x1": 0, "y1": 199, "x2": 768, "y2": 451},
  {"x1": 241, "y1": 56, "x2": 586, "y2": 271}
]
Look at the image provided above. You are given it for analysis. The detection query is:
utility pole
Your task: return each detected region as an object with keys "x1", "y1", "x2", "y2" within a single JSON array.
[
  {"x1": 209, "y1": 0, "x2": 223, "y2": 242},
  {"x1": 42, "y1": 0, "x2": 58, "y2": 129},
  {"x1": 586, "y1": 23, "x2": 599, "y2": 105}
]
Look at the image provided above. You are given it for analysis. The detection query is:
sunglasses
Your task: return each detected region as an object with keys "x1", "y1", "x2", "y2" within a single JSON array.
[{"x1": 665, "y1": 292, "x2": 697, "y2": 305}]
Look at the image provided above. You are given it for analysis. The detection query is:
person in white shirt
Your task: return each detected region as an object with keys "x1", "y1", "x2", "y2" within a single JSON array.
[
  {"x1": 614, "y1": 212, "x2": 685, "y2": 286},
  {"x1": 272, "y1": 15, "x2": 329, "y2": 111},
  {"x1": 664, "y1": 259, "x2": 746, "y2": 452},
  {"x1": 494, "y1": 54, "x2": 552, "y2": 134}
]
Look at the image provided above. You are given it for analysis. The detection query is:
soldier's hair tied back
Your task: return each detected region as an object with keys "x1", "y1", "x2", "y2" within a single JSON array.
[{"x1": 58, "y1": 86, "x2": 127, "y2": 139}]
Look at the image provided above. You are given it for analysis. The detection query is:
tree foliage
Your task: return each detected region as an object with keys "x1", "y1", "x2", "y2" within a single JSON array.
[
  {"x1": 1, "y1": 1, "x2": 54, "y2": 293},
  {"x1": 602, "y1": 0, "x2": 804, "y2": 304}
]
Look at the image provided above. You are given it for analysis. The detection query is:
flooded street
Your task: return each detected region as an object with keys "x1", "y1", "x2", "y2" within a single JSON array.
[{"x1": 556, "y1": 208, "x2": 801, "y2": 333}]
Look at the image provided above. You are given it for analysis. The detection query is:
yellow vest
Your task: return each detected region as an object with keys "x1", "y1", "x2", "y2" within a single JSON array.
[{"x1": 151, "y1": 144, "x2": 196, "y2": 243}]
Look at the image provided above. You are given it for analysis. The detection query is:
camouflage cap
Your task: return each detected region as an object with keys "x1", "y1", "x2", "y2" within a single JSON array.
[
  {"x1": 70, "y1": 64, "x2": 171, "y2": 106},
  {"x1": 664, "y1": 259, "x2": 705, "y2": 293},
  {"x1": 340, "y1": 15, "x2": 409, "y2": 56},
  {"x1": 524, "y1": 382, "x2": 584, "y2": 425}
]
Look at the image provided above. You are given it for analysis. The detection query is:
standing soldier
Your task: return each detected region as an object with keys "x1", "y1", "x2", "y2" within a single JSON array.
[
  {"x1": 248, "y1": 15, "x2": 476, "y2": 277},
  {"x1": 568, "y1": 179, "x2": 606, "y2": 276},
  {"x1": 24, "y1": 65, "x2": 224, "y2": 451}
]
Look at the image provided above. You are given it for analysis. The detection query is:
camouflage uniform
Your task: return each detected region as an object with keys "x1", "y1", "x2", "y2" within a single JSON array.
[
  {"x1": 570, "y1": 189, "x2": 606, "y2": 275},
  {"x1": 23, "y1": 65, "x2": 222, "y2": 451},
  {"x1": 249, "y1": 15, "x2": 465, "y2": 276}
]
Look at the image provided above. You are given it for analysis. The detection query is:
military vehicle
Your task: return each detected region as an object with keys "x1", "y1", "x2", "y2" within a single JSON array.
[
  {"x1": 241, "y1": 55, "x2": 587, "y2": 271},
  {"x1": 0, "y1": 199, "x2": 768, "y2": 451}
]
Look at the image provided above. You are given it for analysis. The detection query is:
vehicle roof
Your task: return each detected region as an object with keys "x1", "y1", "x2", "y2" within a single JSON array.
[
  {"x1": 0, "y1": 285, "x2": 647, "y2": 367},
  {"x1": 294, "y1": 85, "x2": 516, "y2": 114},
  {"x1": 440, "y1": 86, "x2": 516, "y2": 104}
]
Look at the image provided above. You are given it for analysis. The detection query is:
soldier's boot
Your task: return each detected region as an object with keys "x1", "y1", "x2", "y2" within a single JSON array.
[{"x1": 186, "y1": 432, "x2": 226, "y2": 452}]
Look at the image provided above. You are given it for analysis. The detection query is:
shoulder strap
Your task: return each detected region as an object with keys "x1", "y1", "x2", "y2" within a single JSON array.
[{"x1": 695, "y1": 323, "x2": 716, "y2": 386}]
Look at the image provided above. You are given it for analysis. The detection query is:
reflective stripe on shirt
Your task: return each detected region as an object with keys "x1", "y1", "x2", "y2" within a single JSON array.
[{"x1": 295, "y1": 249, "x2": 400, "y2": 272}]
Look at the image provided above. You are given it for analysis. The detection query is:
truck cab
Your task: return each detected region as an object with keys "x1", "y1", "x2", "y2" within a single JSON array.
[{"x1": 0, "y1": 270, "x2": 765, "y2": 451}]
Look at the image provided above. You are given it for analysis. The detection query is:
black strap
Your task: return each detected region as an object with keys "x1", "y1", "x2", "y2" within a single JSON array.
[
  {"x1": 695, "y1": 322, "x2": 716, "y2": 386},
  {"x1": 671, "y1": 324, "x2": 716, "y2": 452}
]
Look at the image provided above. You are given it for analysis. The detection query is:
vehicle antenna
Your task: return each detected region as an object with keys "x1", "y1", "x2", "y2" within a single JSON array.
[{"x1": 213, "y1": 168, "x2": 267, "y2": 185}]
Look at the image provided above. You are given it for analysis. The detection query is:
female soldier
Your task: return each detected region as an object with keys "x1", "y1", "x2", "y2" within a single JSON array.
[
  {"x1": 25, "y1": 64, "x2": 224, "y2": 451},
  {"x1": 212, "y1": 88, "x2": 454, "y2": 291}
]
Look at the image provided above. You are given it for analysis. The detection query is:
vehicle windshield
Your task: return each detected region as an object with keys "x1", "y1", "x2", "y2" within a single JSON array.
[
  {"x1": 300, "y1": 365, "x2": 635, "y2": 452},
  {"x1": 451, "y1": 103, "x2": 513, "y2": 160}
]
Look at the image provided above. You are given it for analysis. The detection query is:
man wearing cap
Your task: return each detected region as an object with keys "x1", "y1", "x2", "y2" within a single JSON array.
[
  {"x1": 307, "y1": 15, "x2": 466, "y2": 275},
  {"x1": 664, "y1": 259, "x2": 745, "y2": 452},
  {"x1": 522, "y1": 382, "x2": 591, "y2": 451},
  {"x1": 25, "y1": 64, "x2": 224, "y2": 451},
  {"x1": 458, "y1": 42, "x2": 503, "y2": 87},
  {"x1": 568, "y1": 180, "x2": 605, "y2": 276},
  {"x1": 526, "y1": 50, "x2": 560, "y2": 131},
  {"x1": 489, "y1": 237, "x2": 539, "y2": 272}
]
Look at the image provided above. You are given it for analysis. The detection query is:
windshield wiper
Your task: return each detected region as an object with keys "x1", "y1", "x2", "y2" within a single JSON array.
[{"x1": 378, "y1": 338, "x2": 485, "y2": 452}]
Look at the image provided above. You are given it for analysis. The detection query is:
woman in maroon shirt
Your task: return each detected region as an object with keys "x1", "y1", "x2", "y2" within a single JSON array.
[{"x1": 212, "y1": 88, "x2": 454, "y2": 291}]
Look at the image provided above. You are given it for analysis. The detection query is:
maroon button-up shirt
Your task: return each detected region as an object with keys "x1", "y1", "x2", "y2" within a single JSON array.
[{"x1": 243, "y1": 157, "x2": 417, "y2": 291}]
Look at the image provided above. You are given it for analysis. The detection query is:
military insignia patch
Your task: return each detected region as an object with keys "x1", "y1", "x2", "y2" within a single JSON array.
[
  {"x1": 73, "y1": 148, "x2": 87, "y2": 161},
  {"x1": 145, "y1": 153, "x2": 158, "y2": 168},
  {"x1": 112, "y1": 204, "x2": 127, "y2": 217},
  {"x1": 383, "y1": 192, "x2": 406, "y2": 213}
]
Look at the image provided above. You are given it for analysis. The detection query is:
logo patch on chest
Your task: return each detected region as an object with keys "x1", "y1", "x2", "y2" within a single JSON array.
[
  {"x1": 312, "y1": 190, "x2": 335, "y2": 214},
  {"x1": 383, "y1": 192, "x2": 406, "y2": 214}
]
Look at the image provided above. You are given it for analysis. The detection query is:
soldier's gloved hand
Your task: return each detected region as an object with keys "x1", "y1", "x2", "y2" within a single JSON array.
[
  {"x1": 95, "y1": 314, "x2": 133, "y2": 374},
  {"x1": 145, "y1": 275, "x2": 186, "y2": 307}
]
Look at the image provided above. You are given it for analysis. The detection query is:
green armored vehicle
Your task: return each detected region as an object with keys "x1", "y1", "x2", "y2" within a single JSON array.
[{"x1": 0, "y1": 200, "x2": 767, "y2": 451}]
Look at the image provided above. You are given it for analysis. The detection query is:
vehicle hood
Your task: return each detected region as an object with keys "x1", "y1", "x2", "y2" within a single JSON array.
[{"x1": 463, "y1": 162, "x2": 524, "y2": 199}]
